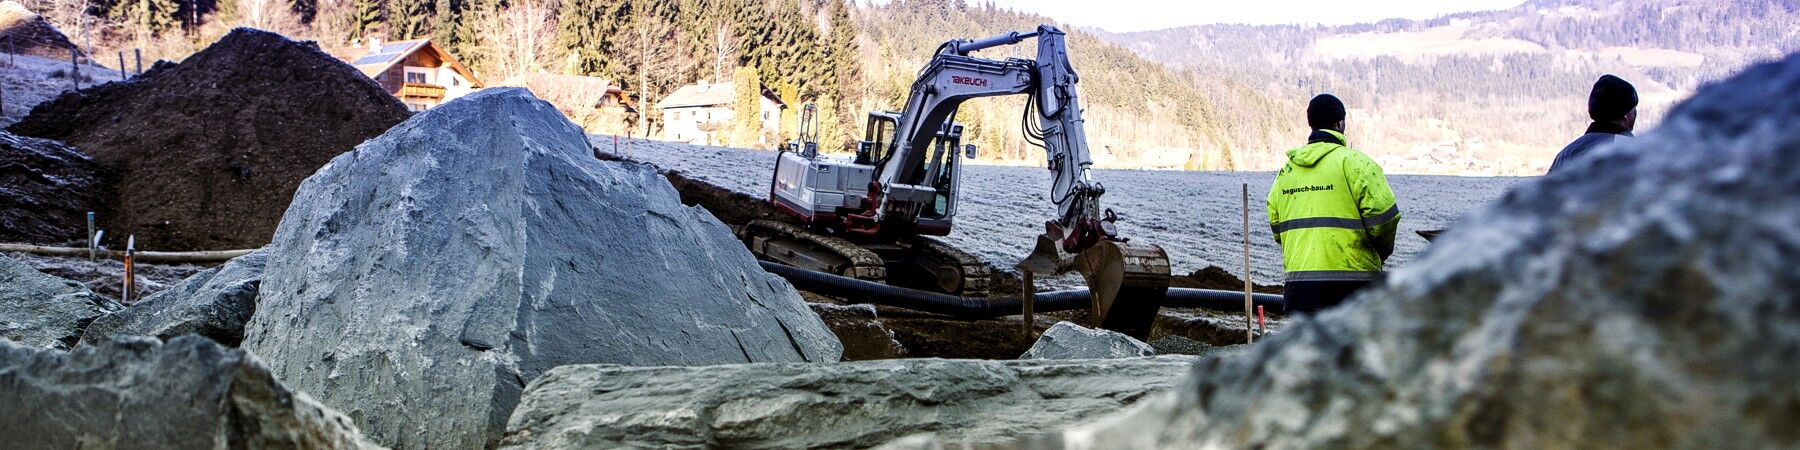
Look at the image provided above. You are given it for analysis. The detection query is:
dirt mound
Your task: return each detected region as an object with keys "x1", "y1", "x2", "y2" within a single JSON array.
[
  {"x1": 1172, "y1": 265, "x2": 1283, "y2": 293},
  {"x1": 0, "y1": 131, "x2": 105, "y2": 245},
  {"x1": 0, "y1": 1, "x2": 80, "y2": 59},
  {"x1": 9, "y1": 28, "x2": 408, "y2": 251}
]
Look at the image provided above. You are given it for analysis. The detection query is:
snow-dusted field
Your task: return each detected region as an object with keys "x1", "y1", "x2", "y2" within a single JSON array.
[
  {"x1": 596, "y1": 136, "x2": 1527, "y2": 283},
  {"x1": 0, "y1": 52, "x2": 126, "y2": 126}
]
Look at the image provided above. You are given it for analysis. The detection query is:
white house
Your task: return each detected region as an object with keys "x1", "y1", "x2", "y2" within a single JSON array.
[
  {"x1": 350, "y1": 38, "x2": 483, "y2": 111},
  {"x1": 656, "y1": 80, "x2": 785, "y2": 146}
]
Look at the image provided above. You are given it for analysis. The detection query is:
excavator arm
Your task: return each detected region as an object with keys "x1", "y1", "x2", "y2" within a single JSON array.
[
  {"x1": 868, "y1": 26, "x2": 1113, "y2": 252},
  {"x1": 870, "y1": 25, "x2": 1170, "y2": 338}
]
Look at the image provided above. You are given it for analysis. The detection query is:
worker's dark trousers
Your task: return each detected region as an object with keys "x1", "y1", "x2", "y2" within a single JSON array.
[{"x1": 1283, "y1": 280, "x2": 1372, "y2": 315}]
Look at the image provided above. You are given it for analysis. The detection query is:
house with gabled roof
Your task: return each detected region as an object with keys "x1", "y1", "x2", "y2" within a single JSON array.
[
  {"x1": 657, "y1": 80, "x2": 786, "y2": 146},
  {"x1": 349, "y1": 37, "x2": 483, "y2": 111}
]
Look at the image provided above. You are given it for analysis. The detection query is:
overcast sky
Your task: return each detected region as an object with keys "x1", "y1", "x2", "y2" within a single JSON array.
[{"x1": 958, "y1": 0, "x2": 1530, "y2": 32}]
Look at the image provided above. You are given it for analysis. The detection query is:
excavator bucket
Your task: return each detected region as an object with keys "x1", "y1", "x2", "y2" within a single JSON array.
[{"x1": 1018, "y1": 236, "x2": 1171, "y2": 339}]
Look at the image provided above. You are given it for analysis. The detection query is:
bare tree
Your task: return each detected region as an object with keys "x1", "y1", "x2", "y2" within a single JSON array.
[
  {"x1": 709, "y1": 21, "x2": 737, "y2": 83},
  {"x1": 474, "y1": 0, "x2": 560, "y2": 83},
  {"x1": 213, "y1": 0, "x2": 306, "y2": 36},
  {"x1": 615, "y1": 11, "x2": 687, "y2": 140}
]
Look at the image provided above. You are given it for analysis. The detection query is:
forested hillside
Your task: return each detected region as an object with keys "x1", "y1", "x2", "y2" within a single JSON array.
[
  {"x1": 854, "y1": 0, "x2": 1285, "y2": 169},
  {"x1": 21, "y1": 0, "x2": 1279, "y2": 170},
  {"x1": 1101, "y1": 0, "x2": 1800, "y2": 173}
]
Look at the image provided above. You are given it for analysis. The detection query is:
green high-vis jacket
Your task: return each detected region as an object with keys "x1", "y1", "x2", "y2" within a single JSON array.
[{"x1": 1267, "y1": 129, "x2": 1401, "y2": 282}]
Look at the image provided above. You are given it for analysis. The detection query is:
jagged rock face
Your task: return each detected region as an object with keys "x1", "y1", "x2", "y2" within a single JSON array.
[
  {"x1": 0, "y1": 254, "x2": 119, "y2": 349},
  {"x1": 243, "y1": 89, "x2": 841, "y2": 449},
  {"x1": 1035, "y1": 54, "x2": 1800, "y2": 449},
  {"x1": 809, "y1": 302, "x2": 908, "y2": 360},
  {"x1": 0, "y1": 131, "x2": 106, "y2": 246},
  {"x1": 500, "y1": 357, "x2": 1195, "y2": 449},
  {"x1": 0, "y1": 336, "x2": 380, "y2": 449},
  {"x1": 1020, "y1": 321, "x2": 1155, "y2": 360},
  {"x1": 80, "y1": 249, "x2": 266, "y2": 346}
]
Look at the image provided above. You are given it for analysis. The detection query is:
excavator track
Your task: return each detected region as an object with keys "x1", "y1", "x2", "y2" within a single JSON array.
[
  {"x1": 740, "y1": 220, "x2": 886, "y2": 282},
  {"x1": 740, "y1": 220, "x2": 996, "y2": 297}
]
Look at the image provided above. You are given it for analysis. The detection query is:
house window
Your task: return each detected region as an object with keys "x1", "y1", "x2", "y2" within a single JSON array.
[
  {"x1": 451, "y1": 78, "x2": 459, "y2": 87},
  {"x1": 405, "y1": 69, "x2": 429, "y2": 84},
  {"x1": 763, "y1": 111, "x2": 770, "y2": 120},
  {"x1": 407, "y1": 102, "x2": 430, "y2": 112}
]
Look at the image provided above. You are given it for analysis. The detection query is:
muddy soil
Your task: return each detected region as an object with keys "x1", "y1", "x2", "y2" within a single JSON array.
[
  {"x1": 0, "y1": 131, "x2": 106, "y2": 245},
  {"x1": 8, "y1": 29, "x2": 409, "y2": 251}
]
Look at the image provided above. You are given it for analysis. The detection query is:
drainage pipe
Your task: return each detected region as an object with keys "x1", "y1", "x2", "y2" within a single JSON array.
[{"x1": 760, "y1": 261, "x2": 1284, "y2": 318}]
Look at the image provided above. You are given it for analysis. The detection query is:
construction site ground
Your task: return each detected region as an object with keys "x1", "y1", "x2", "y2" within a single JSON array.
[{"x1": 590, "y1": 137, "x2": 1509, "y2": 357}]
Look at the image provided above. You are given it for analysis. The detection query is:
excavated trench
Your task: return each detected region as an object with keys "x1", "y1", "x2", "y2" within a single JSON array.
[{"x1": 604, "y1": 151, "x2": 1289, "y2": 359}]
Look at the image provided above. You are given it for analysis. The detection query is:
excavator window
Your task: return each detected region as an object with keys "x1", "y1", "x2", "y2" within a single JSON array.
[{"x1": 861, "y1": 114, "x2": 897, "y2": 166}]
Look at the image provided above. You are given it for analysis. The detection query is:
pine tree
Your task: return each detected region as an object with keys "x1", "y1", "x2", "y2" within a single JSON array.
[
  {"x1": 349, "y1": 0, "x2": 384, "y2": 40},
  {"x1": 730, "y1": 65, "x2": 762, "y2": 147},
  {"x1": 392, "y1": 0, "x2": 434, "y2": 39}
]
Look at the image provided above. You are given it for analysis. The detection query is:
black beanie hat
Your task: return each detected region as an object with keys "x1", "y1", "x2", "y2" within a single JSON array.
[
  {"x1": 1307, "y1": 94, "x2": 1346, "y2": 130},
  {"x1": 1588, "y1": 74, "x2": 1639, "y2": 122}
]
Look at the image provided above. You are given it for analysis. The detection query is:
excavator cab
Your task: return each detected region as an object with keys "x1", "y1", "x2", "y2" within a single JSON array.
[{"x1": 857, "y1": 112, "x2": 968, "y2": 232}]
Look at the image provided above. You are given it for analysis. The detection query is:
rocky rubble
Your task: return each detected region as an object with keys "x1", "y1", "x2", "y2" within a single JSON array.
[
  {"x1": 0, "y1": 254, "x2": 118, "y2": 349},
  {"x1": 243, "y1": 89, "x2": 840, "y2": 449},
  {"x1": 500, "y1": 356, "x2": 1195, "y2": 449},
  {"x1": 1019, "y1": 321, "x2": 1155, "y2": 360},
  {"x1": 977, "y1": 53, "x2": 1800, "y2": 449},
  {"x1": 0, "y1": 335, "x2": 380, "y2": 449},
  {"x1": 80, "y1": 249, "x2": 266, "y2": 346}
]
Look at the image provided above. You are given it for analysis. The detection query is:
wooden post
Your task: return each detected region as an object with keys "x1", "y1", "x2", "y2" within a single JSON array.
[
  {"x1": 1243, "y1": 183, "x2": 1255, "y2": 344},
  {"x1": 117, "y1": 52, "x2": 126, "y2": 80},
  {"x1": 70, "y1": 48, "x2": 80, "y2": 90},
  {"x1": 86, "y1": 212, "x2": 96, "y2": 261},
  {"x1": 1021, "y1": 270, "x2": 1036, "y2": 338},
  {"x1": 122, "y1": 235, "x2": 136, "y2": 304},
  {"x1": 135, "y1": 49, "x2": 142, "y2": 75}
]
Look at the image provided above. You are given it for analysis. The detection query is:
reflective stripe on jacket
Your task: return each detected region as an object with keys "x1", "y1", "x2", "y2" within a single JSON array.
[{"x1": 1266, "y1": 129, "x2": 1401, "y2": 282}]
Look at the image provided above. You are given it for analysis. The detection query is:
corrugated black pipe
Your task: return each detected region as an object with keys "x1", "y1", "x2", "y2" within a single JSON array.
[{"x1": 760, "y1": 261, "x2": 1284, "y2": 318}]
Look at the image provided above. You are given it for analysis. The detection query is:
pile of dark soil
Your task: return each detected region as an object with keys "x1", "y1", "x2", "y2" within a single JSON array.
[
  {"x1": 1173, "y1": 265, "x2": 1284, "y2": 294},
  {"x1": 0, "y1": 1, "x2": 81, "y2": 59},
  {"x1": 0, "y1": 131, "x2": 105, "y2": 245},
  {"x1": 9, "y1": 28, "x2": 409, "y2": 251}
]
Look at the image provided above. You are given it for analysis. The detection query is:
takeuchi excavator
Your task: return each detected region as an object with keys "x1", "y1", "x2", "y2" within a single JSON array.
[{"x1": 748, "y1": 25, "x2": 1171, "y2": 336}]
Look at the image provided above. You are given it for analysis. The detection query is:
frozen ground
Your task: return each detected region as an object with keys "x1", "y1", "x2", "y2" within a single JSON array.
[
  {"x1": 595, "y1": 136, "x2": 1527, "y2": 283},
  {"x1": 0, "y1": 52, "x2": 124, "y2": 127}
]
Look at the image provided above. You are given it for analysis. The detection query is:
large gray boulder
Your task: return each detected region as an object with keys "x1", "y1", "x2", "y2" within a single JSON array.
[
  {"x1": 1020, "y1": 321, "x2": 1155, "y2": 360},
  {"x1": 0, "y1": 335, "x2": 379, "y2": 449},
  {"x1": 500, "y1": 356, "x2": 1194, "y2": 449},
  {"x1": 243, "y1": 88, "x2": 841, "y2": 449},
  {"x1": 997, "y1": 53, "x2": 1800, "y2": 449},
  {"x1": 80, "y1": 249, "x2": 267, "y2": 346},
  {"x1": 0, "y1": 254, "x2": 119, "y2": 349}
]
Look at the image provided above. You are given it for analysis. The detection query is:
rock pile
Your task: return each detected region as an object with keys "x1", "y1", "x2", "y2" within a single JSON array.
[
  {"x1": 1019, "y1": 321, "x2": 1155, "y2": 360},
  {"x1": 8, "y1": 28, "x2": 410, "y2": 251},
  {"x1": 80, "y1": 250, "x2": 266, "y2": 346},
  {"x1": 243, "y1": 89, "x2": 840, "y2": 449},
  {"x1": 0, "y1": 336, "x2": 379, "y2": 449},
  {"x1": 0, "y1": 131, "x2": 105, "y2": 245},
  {"x1": 500, "y1": 357, "x2": 1196, "y2": 449},
  {"x1": 0, "y1": 254, "x2": 118, "y2": 349},
  {"x1": 1011, "y1": 53, "x2": 1800, "y2": 449},
  {"x1": 0, "y1": 1, "x2": 81, "y2": 59}
]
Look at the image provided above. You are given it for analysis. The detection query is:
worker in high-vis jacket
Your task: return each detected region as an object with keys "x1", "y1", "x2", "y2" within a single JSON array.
[{"x1": 1267, "y1": 94, "x2": 1401, "y2": 314}]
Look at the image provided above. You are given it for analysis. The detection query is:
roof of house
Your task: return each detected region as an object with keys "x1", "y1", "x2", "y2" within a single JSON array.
[
  {"x1": 351, "y1": 39, "x2": 483, "y2": 87},
  {"x1": 656, "y1": 81, "x2": 786, "y2": 109},
  {"x1": 502, "y1": 72, "x2": 622, "y2": 94}
]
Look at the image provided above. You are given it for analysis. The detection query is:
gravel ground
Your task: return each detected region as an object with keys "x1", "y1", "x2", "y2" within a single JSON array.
[{"x1": 596, "y1": 136, "x2": 1527, "y2": 284}]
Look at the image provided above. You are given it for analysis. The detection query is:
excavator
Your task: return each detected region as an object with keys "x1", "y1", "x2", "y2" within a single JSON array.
[{"x1": 746, "y1": 25, "x2": 1171, "y2": 336}]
